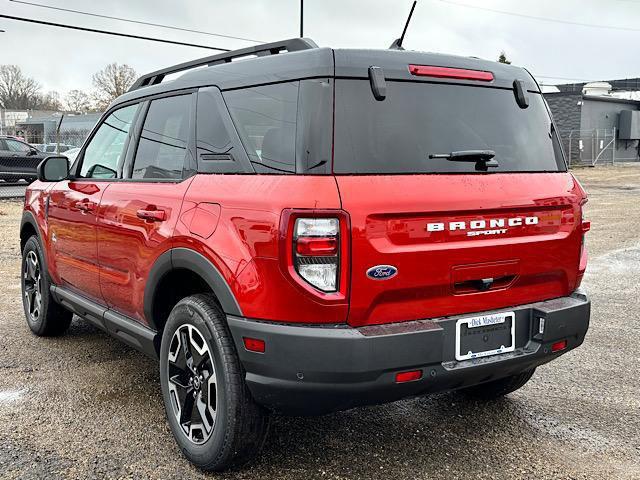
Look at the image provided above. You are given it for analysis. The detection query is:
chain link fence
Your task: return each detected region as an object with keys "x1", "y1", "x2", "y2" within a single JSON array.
[
  {"x1": 1, "y1": 130, "x2": 89, "y2": 199},
  {"x1": 559, "y1": 128, "x2": 640, "y2": 166},
  {"x1": 560, "y1": 129, "x2": 619, "y2": 167}
]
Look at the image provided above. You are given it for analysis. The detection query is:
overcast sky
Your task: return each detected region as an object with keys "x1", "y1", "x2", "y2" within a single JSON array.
[{"x1": 2, "y1": 0, "x2": 640, "y2": 96}]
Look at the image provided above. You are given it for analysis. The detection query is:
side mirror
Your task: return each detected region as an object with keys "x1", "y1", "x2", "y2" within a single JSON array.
[
  {"x1": 37, "y1": 156, "x2": 69, "y2": 182},
  {"x1": 28, "y1": 148, "x2": 38, "y2": 156}
]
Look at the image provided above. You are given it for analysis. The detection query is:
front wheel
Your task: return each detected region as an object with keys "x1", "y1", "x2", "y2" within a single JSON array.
[
  {"x1": 21, "y1": 235, "x2": 72, "y2": 336},
  {"x1": 457, "y1": 369, "x2": 536, "y2": 400},
  {"x1": 159, "y1": 294, "x2": 269, "y2": 471}
]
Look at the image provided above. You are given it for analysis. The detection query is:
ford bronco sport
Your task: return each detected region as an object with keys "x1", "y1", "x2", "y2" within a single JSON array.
[{"x1": 20, "y1": 38, "x2": 590, "y2": 471}]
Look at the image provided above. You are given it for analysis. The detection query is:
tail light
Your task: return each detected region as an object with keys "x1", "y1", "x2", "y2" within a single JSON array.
[
  {"x1": 294, "y1": 218, "x2": 340, "y2": 292},
  {"x1": 280, "y1": 210, "x2": 350, "y2": 300},
  {"x1": 576, "y1": 197, "x2": 589, "y2": 288}
]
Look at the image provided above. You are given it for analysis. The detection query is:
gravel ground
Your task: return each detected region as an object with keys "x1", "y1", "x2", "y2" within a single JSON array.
[{"x1": 0, "y1": 166, "x2": 639, "y2": 479}]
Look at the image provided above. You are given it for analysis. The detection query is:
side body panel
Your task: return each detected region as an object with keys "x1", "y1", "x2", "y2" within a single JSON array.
[
  {"x1": 177, "y1": 175, "x2": 345, "y2": 324},
  {"x1": 22, "y1": 180, "x2": 53, "y2": 250},
  {"x1": 96, "y1": 179, "x2": 194, "y2": 325},
  {"x1": 46, "y1": 180, "x2": 109, "y2": 301}
]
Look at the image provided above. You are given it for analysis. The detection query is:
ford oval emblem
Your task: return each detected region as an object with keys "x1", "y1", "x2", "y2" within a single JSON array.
[{"x1": 366, "y1": 265, "x2": 398, "y2": 280}]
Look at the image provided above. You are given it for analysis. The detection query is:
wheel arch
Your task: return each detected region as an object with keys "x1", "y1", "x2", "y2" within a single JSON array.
[
  {"x1": 20, "y1": 211, "x2": 53, "y2": 280},
  {"x1": 20, "y1": 211, "x2": 42, "y2": 252},
  {"x1": 145, "y1": 248, "x2": 243, "y2": 332}
]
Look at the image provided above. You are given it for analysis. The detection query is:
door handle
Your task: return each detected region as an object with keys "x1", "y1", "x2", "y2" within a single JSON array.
[
  {"x1": 77, "y1": 200, "x2": 96, "y2": 212},
  {"x1": 137, "y1": 209, "x2": 167, "y2": 222}
]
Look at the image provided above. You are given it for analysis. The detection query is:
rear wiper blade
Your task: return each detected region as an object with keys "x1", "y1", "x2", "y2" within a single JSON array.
[{"x1": 428, "y1": 150, "x2": 498, "y2": 170}]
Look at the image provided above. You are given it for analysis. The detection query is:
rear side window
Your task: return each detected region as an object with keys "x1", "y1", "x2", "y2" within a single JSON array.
[
  {"x1": 223, "y1": 79, "x2": 332, "y2": 174},
  {"x1": 132, "y1": 94, "x2": 191, "y2": 180},
  {"x1": 333, "y1": 80, "x2": 565, "y2": 174},
  {"x1": 5, "y1": 139, "x2": 31, "y2": 153},
  {"x1": 196, "y1": 87, "x2": 243, "y2": 173}
]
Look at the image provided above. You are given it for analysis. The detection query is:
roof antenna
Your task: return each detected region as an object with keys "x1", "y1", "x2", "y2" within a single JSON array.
[
  {"x1": 300, "y1": 0, "x2": 304, "y2": 37},
  {"x1": 389, "y1": 1, "x2": 417, "y2": 50}
]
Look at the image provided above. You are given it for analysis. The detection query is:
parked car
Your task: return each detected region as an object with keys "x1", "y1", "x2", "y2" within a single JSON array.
[
  {"x1": 0, "y1": 136, "x2": 47, "y2": 182},
  {"x1": 61, "y1": 147, "x2": 80, "y2": 163},
  {"x1": 39, "y1": 143, "x2": 76, "y2": 154},
  {"x1": 20, "y1": 38, "x2": 591, "y2": 471}
]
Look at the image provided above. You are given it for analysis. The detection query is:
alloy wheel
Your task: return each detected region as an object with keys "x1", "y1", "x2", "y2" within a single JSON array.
[
  {"x1": 23, "y1": 250, "x2": 42, "y2": 323},
  {"x1": 167, "y1": 324, "x2": 218, "y2": 444}
]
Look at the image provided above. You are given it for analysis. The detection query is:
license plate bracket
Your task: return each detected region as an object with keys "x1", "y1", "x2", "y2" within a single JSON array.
[{"x1": 455, "y1": 312, "x2": 515, "y2": 361}]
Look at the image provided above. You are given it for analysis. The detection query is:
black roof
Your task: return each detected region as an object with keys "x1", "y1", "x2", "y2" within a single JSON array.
[{"x1": 115, "y1": 38, "x2": 538, "y2": 107}]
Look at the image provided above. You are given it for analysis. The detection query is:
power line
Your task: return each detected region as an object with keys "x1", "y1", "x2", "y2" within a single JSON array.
[
  {"x1": 0, "y1": 14, "x2": 231, "y2": 51},
  {"x1": 8, "y1": 0, "x2": 264, "y2": 43},
  {"x1": 435, "y1": 0, "x2": 640, "y2": 32}
]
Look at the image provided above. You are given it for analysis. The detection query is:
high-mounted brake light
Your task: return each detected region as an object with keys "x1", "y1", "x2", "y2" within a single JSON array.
[
  {"x1": 409, "y1": 65, "x2": 494, "y2": 82},
  {"x1": 293, "y1": 218, "x2": 340, "y2": 292}
]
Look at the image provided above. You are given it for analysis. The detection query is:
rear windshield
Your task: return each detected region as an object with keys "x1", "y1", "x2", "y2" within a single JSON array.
[{"x1": 333, "y1": 80, "x2": 565, "y2": 174}]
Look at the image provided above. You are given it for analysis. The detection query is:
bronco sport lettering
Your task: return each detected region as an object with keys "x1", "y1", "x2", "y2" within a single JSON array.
[{"x1": 427, "y1": 216, "x2": 540, "y2": 236}]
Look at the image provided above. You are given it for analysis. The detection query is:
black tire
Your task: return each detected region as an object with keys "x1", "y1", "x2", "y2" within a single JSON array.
[
  {"x1": 159, "y1": 294, "x2": 269, "y2": 471},
  {"x1": 21, "y1": 235, "x2": 73, "y2": 336},
  {"x1": 458, "y1": 369, "x2": 536, "y2": 400}
]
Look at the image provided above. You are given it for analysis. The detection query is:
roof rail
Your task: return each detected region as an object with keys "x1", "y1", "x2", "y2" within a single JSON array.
[{"x1": 129, "y1": 37, "x2": 319, "y2": 91}]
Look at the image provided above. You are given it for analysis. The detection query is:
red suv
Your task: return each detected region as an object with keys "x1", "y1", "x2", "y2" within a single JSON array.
[{"x1": 21, "y1": 38, "x2": 590, "y2": 471}]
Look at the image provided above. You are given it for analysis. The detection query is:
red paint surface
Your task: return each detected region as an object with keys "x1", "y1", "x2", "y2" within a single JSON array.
[{"x1": 24, "y1": 170, "x2": 587, "y2": 328}]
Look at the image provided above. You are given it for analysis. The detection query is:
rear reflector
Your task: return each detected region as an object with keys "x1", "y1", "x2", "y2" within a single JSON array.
[
  {"x1": 551, "y1": 340, "x2": 567, "y2": 352},
  {"x1": 243, "y1": 337, "x2": 265, "y2": 353},
  {"x1": 409, "y1": 65, "x2": 494, "y2": 82},
  {"x1": 395, "y1": 370, "x2": 422, "y2": 383},
  {"x1": 581, "y1": 220, "x2": 591, "y2": 233}
]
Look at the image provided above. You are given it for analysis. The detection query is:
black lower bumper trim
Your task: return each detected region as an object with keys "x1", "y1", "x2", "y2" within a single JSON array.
[{"x1": 227, "y1": 291, "x2": 590, "y2": 415}]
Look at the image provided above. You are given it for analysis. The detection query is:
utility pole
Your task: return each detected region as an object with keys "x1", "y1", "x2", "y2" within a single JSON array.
[{"x1": 300, "y1": 0, "x2": 303, "y2": 37}]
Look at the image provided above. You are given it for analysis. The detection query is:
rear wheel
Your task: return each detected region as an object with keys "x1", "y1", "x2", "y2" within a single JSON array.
[
  {"x1": 458, "y1": 369, "x2": 536, "y2": 400},
  {"x1": 21, "y1": 235, "x2": 72, "y2": 336},
  {"x1": 159, "y1": 294, "x2": 269, "y2": 471}
]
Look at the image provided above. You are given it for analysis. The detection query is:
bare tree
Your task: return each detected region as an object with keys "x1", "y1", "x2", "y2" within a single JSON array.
[
  {"x1": 37, "y1": 91, "x2": 62, "y2": 111},
  {"x1": 65, "y1": 89, "x2": 92, "y2": 112},
  {"x1": 498, "y1": 51, "x2": 511, "y2": 64},
  {"x1": 0, "y1": 65, "x2": 42, "y2": 109},
  {"x1": 92, "y1": 63, "x2": 137, "y2": 110}
]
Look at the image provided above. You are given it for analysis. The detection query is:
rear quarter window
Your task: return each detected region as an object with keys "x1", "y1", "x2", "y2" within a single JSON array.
[
  {"x1": 333, "y1": 80, "x2": 566, "y2": 174},
  {"x1": 222, "y1": 79, "x2": 332, "y2": 174},
  {"x1": 224, "y1": 82, "x2": 299, "y2": 174}
]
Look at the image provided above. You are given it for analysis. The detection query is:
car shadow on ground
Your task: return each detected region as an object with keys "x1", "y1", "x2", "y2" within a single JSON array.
[{"x1": 45, "y1": 316, "x2": 544, "y2": 477}]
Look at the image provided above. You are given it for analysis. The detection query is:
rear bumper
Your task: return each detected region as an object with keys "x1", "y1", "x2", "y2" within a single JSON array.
[{"x1": 228, "y1": 291, "x2": 590, "y2": 415}]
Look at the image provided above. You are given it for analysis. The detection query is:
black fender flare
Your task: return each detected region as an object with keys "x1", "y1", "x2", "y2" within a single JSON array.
[
  {"x1": 20, "y1": 211, "x2": 51, "y2": 274},
  {"x1": 20, "y1": 210, "x2": 42, "y2": 246},
  {"x1": 144, "y1": 248, "x2": 243, "y2": 330}
]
